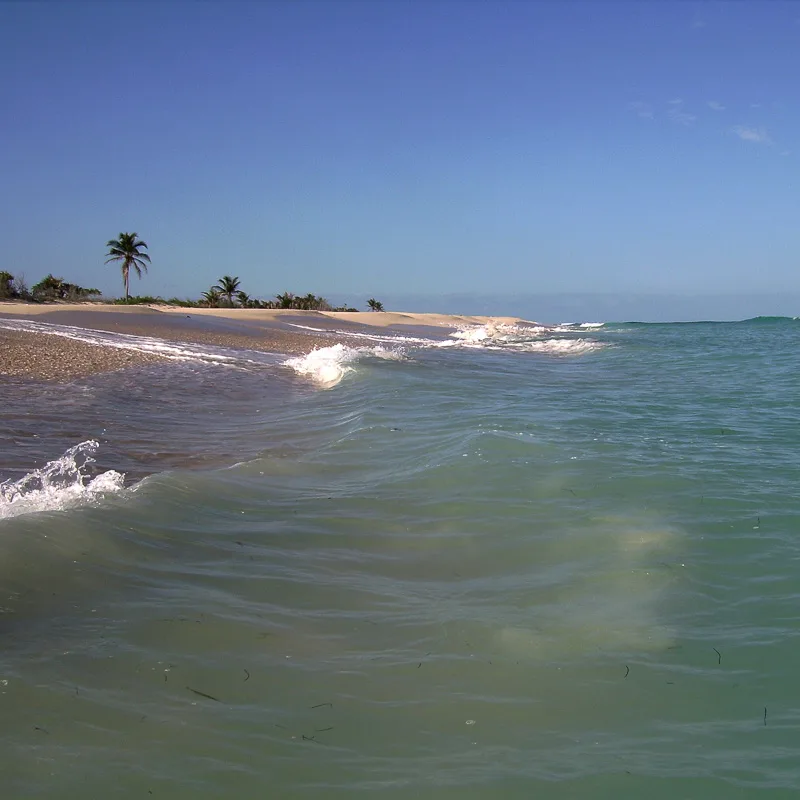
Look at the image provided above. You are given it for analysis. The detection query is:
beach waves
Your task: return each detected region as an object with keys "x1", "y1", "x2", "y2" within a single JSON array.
[
  {"x1": 283, "y1": 343, "x2": 407, "y2": 388},
  {"x1": 0, "y1": 440, "x2": 125, "y2": 521},
  {"x1": 287, "y1": 319, "x2": 608, "y2": 358},
  {"x1": 0, "y1": 316, "x2": 607, "y2": 393},
  {"x1": 3, "y1": 315, "x2": 800, "y2": 794},
  {"x1": 440, "y1": 322, "x2": 607, "y2": 355}
]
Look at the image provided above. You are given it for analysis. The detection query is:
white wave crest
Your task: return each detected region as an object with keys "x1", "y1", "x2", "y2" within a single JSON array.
[
  {"x1": 283, "y1": 344, "x2": 405, "y2": 388},
  {"x1": 441, "y1": 323, "x2": 604, "y2": 355},
  {"x1": 522, "y1": 338, "x2": 605, "y2": 355},
  {"x1": 447, "y1": 323, "x2": 549, "y2": 346},
  {"x1": 0, "y1": 441, "x2": 125, "y2": 521}
]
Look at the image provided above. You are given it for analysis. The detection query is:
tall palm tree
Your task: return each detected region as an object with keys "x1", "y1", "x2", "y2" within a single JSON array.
[
  {"x1": 105, "y1": 232, "x2": 150, "y2": 301},
  {"x1": 213, "y1": 275, "x2": 241, "y2": 307},
  {"x1": 367, "y1": 298, "x2": 384, "y2": 312}
]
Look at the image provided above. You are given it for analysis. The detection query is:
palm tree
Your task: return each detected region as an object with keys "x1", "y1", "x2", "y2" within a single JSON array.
[
  {"x1": 213, "y1": 275, "x2": 241, "y2": 307},
  {"x1": 201, "y1": 288, "x2": 221, "y2": 307},
  {"x1": 367, "y1": 298, "x2": 384, "y2": 312},
  {"x1": 275, "y1": 291, "x2": 295, "y2": 309},
  {"x1": 105, "y1": 232, "x2": 150, "y2": 301},
  {"x1": 236, "y1": 290, "x2": 251, "y2": 308}
]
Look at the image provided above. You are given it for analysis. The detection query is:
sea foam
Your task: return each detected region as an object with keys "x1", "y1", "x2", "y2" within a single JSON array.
[
  {"x1": 283, "y1": 344, "x2": 405, "y2": 388},
  {"x1": 0, "y1": 440, "x2": 125, "y2": 521},
  {"x1": 442, "y1": 323, "x2": 606, "y2": 355}
]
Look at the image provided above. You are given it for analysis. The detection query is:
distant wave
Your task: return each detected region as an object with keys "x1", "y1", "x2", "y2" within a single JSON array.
[
  {"x1": 740, "y1": 315, "x2": 800, "y2": 324},
  {"x1": 604, "y1": 316, "x2": 800, "y2": 328},
  {"x1": 437, "y1": 323, "x2": 607, "y2": 355}
]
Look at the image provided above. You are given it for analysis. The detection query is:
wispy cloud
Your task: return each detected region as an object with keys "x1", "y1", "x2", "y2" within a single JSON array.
[
  {"x1": 691, "y1": 17, "x2": 706, "y2": 29},
  {"x1": 667, "y1": 99, "x2": 696, "y2": 126},
  {"x1": 707, "y1": 100, "x2": 725, "y2": 111},
  {"x1": 732, "y1": 126, "x2": 773, "y2": 145},
  {"x1": 628, "y1": 101, "x2": 654, "y2": 120}
]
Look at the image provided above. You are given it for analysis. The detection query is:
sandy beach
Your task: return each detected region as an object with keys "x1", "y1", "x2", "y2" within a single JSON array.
[
  {"x1": 0, "y1": 302, "x2": 534, "y2": 382},
  {"x1": 0, "y1": 302, "x2": 533, "y2": 328}
]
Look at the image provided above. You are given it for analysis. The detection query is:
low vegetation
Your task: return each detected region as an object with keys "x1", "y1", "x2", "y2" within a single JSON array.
[
  {"x1": 194, "y1": 282, "x2": 361, "y2": 311},
  {"x1": 1, "y1": 271, "x2": 100, "y2": 302}
]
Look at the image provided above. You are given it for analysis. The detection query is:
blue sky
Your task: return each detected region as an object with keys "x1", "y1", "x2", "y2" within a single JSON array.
[{"x1": 1, "y1": 1, "x2": 798, "y2": 320}]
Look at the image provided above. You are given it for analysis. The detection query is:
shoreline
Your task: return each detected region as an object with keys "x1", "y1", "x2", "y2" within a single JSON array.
[
  {"x1": 0, "y1": 302, "x2": 533, "y2": 382},
  {"x1": 0, "y1": 328, "x2": 168, "y2": 381}
]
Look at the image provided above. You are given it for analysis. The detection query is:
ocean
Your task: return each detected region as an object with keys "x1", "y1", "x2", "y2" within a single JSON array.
[{"x1": 1, "y1": 314, "x2": 799, "y2": 798}]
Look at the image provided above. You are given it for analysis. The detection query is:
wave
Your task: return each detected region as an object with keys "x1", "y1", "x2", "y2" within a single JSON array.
[
  {"x1": 0, "y1": 440, "x2": 126, "y2": 521},
  {"x1": 283, "y1": 343, "x2": 407, "y2": 388},
  {"x1": 740, "y1": 315, "x2": 800, "y2": 325},
  {"x1": 0, "y1": 318, "x2": 606, "y2": 393},
  {"x1": 603, "y1": 316, "x2": 800, "y2": 328},
  {"x1": 437, "y1": 323, "x2": 607, "y2": 355}
]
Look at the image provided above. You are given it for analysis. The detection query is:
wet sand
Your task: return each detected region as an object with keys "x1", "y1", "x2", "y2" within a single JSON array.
[{"x1": 0, "y1": 328, "x2": 167, "y2": 381}]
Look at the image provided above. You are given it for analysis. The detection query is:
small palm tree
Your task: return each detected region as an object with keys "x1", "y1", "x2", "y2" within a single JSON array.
[
  {"x1": 105, "y1": 232, "x2": 150, "y2": 301},
  {"x1": 236, "y1": 290, "x2": 251, "y2": 308},
  {"x1": 275, "y1": 291, "x2": 295, "y2": 309},
  {"x1": 201, "y1": 288, "x2": 221, "y2": 307},
  {"x1": 213, "y1": 275, "x2": 241, "y2": 307},
  {"x1": 367, "y1": 298, "x2": 384, "y2": 312}
]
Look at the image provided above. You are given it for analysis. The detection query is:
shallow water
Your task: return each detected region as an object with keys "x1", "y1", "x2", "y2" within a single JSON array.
[{"x1": 1, "y1": 317, "x2": 799, "y2": 797}]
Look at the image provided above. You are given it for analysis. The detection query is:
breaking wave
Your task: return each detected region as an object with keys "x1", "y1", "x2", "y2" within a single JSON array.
[
  {"x1": 439, "y1": 322, "x2": 607, "y2": 355},
  {"x1": 283, "y1": 344, "x2": 407, "y2": 388},
  {"x1": 0, "y1": 440, "x2": 126, "y2": 521}
]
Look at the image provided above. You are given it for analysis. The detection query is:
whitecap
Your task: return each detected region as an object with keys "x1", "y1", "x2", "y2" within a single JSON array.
[
  {"x1": 283, "y1": 344, "x2": 405, "y2": 388},
  {"x1": 0, "y1": 440, "x2": 125, "y2": 521}
]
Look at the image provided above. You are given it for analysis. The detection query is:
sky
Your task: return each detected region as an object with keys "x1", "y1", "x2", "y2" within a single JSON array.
[{"x1": 1, "y1": 1, "x2": 799, "y2": 321}]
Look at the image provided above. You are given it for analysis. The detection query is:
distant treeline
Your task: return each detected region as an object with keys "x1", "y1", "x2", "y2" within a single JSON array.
[
  {"x1": 194, "y1": 276, "x2": 360, "y2": 310},
  {"x1": 0, "y1": 270, "x2": 383, "y2": 312},
  {"x1": 117, "y1": 291, "x2": 360, "y2": 312}
]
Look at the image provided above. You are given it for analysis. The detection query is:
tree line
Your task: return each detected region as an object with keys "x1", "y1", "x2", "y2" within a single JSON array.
[
  {"x1": 103, "y1": 232, "x2": 385, "y2": 310},
  {"x1": 0, "y1": 233, "x2": 385, "y2": 312},
  {"x1": 0, "y1": 271, "x2": 100, "y2": 302}
]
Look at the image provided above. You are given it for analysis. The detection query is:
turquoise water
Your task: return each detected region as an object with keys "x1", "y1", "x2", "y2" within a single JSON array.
[{"x1": 1, "y1": 316, "x2": 800, "y2": 797}]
